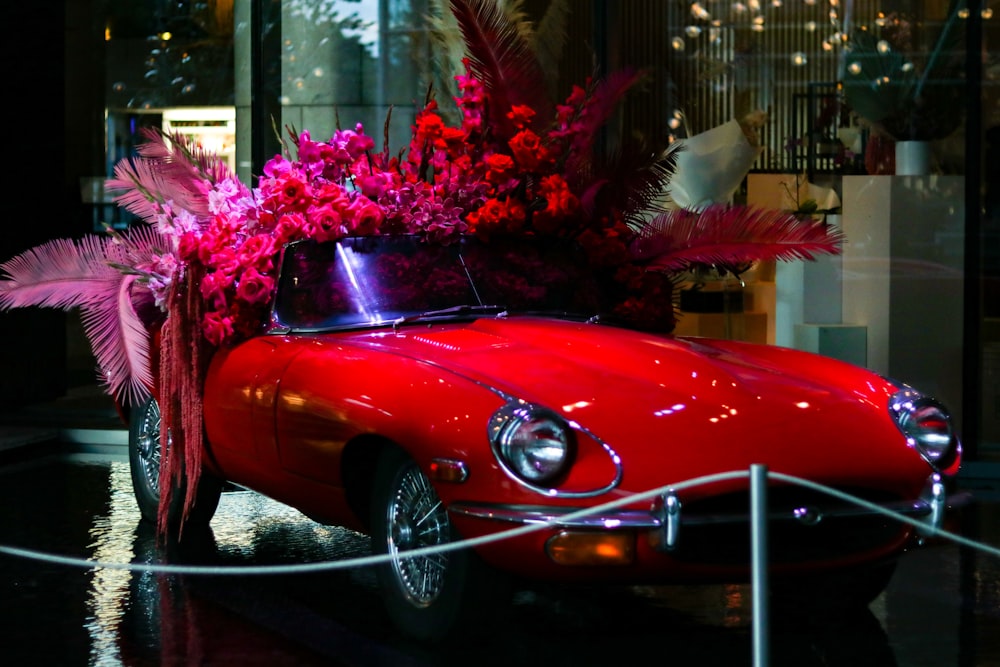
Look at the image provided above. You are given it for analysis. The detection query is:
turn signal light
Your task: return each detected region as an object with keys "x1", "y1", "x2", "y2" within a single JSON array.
[
  {"x1": 545, "y1": 530, "x2": 635, "y2": 566},
  {"x1": 428, "y1": 458, "x2": 468, "y2": 483}
]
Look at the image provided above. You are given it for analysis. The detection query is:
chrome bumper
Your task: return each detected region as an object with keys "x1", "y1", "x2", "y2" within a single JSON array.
[{"x1": 449, "y1": 474, "x2": 968, "y2": 551}]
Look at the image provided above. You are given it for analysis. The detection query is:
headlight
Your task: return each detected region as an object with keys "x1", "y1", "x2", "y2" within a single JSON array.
[
  {"x1": 889, "y1": 388, "x2": 959, "y2": 469},
  {"x1": 489, "y1": 402, "x2": 574, "y2": 485}
]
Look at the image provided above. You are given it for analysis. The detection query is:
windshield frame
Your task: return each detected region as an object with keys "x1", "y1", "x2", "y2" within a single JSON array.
[{"x1": 268, "y1": 235, "x2": 618, "y2": 333}]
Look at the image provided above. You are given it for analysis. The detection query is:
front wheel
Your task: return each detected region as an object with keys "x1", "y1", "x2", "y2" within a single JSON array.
[
  {"x1": 370, "y1": 446, "x2": 510, "y2": 642},
  {"x1": 128, "y1": 395, "x2": 222, "y2": 534}
]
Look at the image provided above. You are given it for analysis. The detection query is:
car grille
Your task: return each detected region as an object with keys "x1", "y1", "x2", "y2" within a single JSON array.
[{"x1": 663, "y1": 487, "x2": 912, "y2": 565}]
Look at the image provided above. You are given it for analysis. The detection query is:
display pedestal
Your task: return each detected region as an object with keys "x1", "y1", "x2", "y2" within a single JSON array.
[
  {"x1": 841, "y1": 175, "x2": 965, "y2": 420},
  {"x1": 673, "y1": 311, "x2": 769, "y2": 343},
  {"x1": 747, "y1": 173, "x2": 964, "y2": 432},
  {"x1": 774, "y1": 250, "x2": 845, "y2": 348},
  {"x1": 746, "y1": 174, "x2": 845, "y2": 349},
  {"x1": 793, "y1": 324, "x2": 867, "y2": 367}
]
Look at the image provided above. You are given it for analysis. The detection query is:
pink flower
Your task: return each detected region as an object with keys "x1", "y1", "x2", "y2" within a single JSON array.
[
  {"x1": 148, "y1": 252, "x2": 180, "y2": 279},
  {"x1": 202, "y1": 311, "x2": 235, "y2": 346},
  {"x1": 344, "y1": 197, "x2": 384, "y2": 235},
  {"x1": 104, "y1": 55, "x2": 683, "y2": 351},
  {"x1": 270, "y1": 172, "x2": 312, "y2": 210},
  {"x1": 237, "y1": 235, "x2": 276, "y2": 272},
  {"x1": 357, "y1": 171, "x2": 398, "y2": 200},
  {"x1": 177, "y1": 231, "x2": 203, "y2": 262},
  {"x1": 307, "y1": 202, "x2": 346, "y2": 241},
  {"x1": 235, "y1": 267, "x2": 275, "y2": 306},
  {"x1": 208, "y1": 178, "x2": 249, "y2": 214},
  {"x1": 330, "y1": 124, "x2": 374, "y2": 160},
  {"x1": 207, "y1": 246, "x2": 240, "y2": 276},
  {"x1": 262, "y1": 154, "x2": 294, "y2": 179},
  {"x1": 274, "y1": 211, "x2": 313, "y2": 245},
  {"x1": 199, "y1": 269, "x2": 234, "y2": 308}
]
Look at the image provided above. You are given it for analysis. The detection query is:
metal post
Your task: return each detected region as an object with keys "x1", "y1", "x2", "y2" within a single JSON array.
[{"x1": 750, "y1": 464, "x2": 770, "y2": 667}]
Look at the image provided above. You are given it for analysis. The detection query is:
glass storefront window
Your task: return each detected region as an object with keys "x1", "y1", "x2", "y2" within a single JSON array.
[{"x1": 68, "y1": 0, "x2": 1000, "y2": 464}]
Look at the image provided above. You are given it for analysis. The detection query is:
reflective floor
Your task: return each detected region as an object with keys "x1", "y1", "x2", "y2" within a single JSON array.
[{"x1": 1, "y1": 454, "x2": 999, "y2": 667}]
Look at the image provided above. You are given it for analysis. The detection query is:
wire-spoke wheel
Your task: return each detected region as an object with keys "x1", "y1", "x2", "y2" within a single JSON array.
[
  {"x1": 371, "y1": 446, "x2": 510, "y2": 642},
  {"x1": 128, "y1": 395, "x2": 222, "y2": 533},
  {"x1": 385, "y1": 459, "x2": 451, "y2": 606}
]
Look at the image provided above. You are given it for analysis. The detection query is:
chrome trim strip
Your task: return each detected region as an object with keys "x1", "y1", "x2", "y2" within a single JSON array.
[
  {"x1": 449, "y1": 496, "x2": 936, "y2": 530},
  {"x1": 449, "y1": 503, "x2": 660, "y2": 528}
]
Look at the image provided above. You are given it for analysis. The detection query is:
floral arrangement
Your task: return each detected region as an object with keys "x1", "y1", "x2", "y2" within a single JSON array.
[{"x1": 0, "y1": 0, "x2": 844, "y2": 532}]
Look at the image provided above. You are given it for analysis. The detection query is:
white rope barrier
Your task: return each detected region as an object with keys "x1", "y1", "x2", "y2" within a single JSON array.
[{"x1": 1, "y1": 467, "x2": 998, "y2": 579}]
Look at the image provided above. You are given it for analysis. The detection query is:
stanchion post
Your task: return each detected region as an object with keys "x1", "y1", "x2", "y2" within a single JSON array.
[{"x1": 750, "y1": 463, "x2": 770, "y2": 667}]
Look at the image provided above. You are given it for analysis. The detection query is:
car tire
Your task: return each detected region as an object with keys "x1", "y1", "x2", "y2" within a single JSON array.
[
  {"x1": 370, "y1": 446, "x2": 510, "y2": 642},
  {"x1": 128, "y1": 395, "x2": 222, "y2": 533}
]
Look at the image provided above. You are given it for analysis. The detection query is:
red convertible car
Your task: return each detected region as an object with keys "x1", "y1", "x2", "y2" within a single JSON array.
[{"x1": 128, "y1": 235, "x2": 962, "y2": 641}]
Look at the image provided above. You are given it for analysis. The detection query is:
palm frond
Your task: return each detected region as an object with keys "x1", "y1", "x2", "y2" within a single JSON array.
[
  {"x1": 579, "y1": 140, "x2": 678, "y2": 230},
  {"x1": 79, "y1": 274, "x2": 152, "y2": 407},
  {"x1": 105, "y1": 128, "x2": 225, "y2": 220},
  {"x1": 631, "y1": 205, "x2": 845, "y2": 273},
  {"x1": 449, "y1": 0, "x2": 552, "y2": 138},
  {"x1": 1, "y1": 225, "x2": 169, "y2": 404},
  {"x1": 0, "y1": 236, "x2": 123, "y2": 310},
  {"x1": 136, "y1": 127, "x2": 234, "y2": 195},
  {"x1": 427, "y1": 0, "x2": 468, "y2": 112},
  {"x1": 563, "y1": 67, "x2": 646, "y2": 178},
  {"x1": 579, "y1": 68, "x2": 646, "y2": 141},
  {"x1": 106, "y1": 157, "x2": 183, "y2": 223},
  {"x1": 531, "y1": 0, "x2": 570, "y2": 97}
]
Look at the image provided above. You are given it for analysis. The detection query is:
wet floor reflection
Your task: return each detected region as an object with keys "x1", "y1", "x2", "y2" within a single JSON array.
[{"x1": 1, "y1": 458, "x2": 998, "y2": 666}]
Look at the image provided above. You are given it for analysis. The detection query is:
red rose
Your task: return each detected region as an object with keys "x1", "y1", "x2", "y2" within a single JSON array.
[{"x1": 508, "y1": 130, "x2": 547, "y2": 171}]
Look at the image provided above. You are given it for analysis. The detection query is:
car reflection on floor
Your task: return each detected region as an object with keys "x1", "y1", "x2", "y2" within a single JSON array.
[{"x1": 1, "y1": 457, "x2": 998, "y2": 666}]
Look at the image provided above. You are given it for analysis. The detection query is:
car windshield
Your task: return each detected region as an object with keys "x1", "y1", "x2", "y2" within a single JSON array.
[{"x1": 270, "y1": 235, "x2": 618, "y2": 331}]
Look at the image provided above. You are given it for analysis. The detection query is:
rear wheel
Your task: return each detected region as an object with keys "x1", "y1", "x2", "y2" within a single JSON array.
[
  {"x1": 128, "y1": 395, "x2": 222, "y2": 533},
  {"x1": 370, "y1": 446, "x2": 510, "y2": 642}
]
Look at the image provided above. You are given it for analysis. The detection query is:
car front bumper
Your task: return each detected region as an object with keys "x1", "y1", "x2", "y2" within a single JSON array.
[{"x1": 449, "y1": 474, "x2": 970, "y2": 561}]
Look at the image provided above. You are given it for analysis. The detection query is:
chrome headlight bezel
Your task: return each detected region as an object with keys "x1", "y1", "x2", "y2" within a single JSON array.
[
  {"x1": 888, "y1": 388, "x2": 960, "y2": 470},
  {"x1": 488, "y1": 402, "x2": 575, "y2": 487}
]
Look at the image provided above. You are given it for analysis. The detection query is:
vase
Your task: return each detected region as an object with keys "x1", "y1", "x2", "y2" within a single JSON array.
[
  {"x1": 895, "y1": 141, "x2": 932, "y2": 176},
  {"x1": 864, "y1": 134, "x2": 895, "y2": 175}
]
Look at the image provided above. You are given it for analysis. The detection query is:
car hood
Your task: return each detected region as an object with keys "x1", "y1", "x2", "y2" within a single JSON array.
[
  {"x1": 344, "y1": 316, "x2": 911, "y2": 474},
  {"x1": 351, "y1": 315, "x2": 881, "y2": 403}
]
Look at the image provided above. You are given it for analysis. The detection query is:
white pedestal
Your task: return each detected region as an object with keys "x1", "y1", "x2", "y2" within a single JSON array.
[
  {"x1": 774, "y1": 251, "x2": 844, "y2": 348},
  {"x1": 794, "y1": 324, "x2": 867, "y2": 367},
  {"x1": 747, "y1": 175, "x2": 843, "y2": 348},
  {"x1": 746, "y1": 173, "x2": 964, "y2": 429},
  {"x1": 841, "y1": 175, "x2": 965, "y2": 421}
]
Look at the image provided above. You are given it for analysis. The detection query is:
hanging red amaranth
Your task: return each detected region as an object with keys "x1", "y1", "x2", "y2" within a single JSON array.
[{"x1": 156, "y1": 264, "x2": 211, "y2": 541}]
